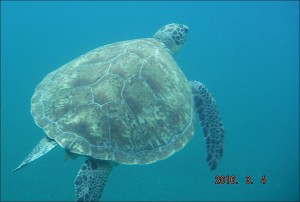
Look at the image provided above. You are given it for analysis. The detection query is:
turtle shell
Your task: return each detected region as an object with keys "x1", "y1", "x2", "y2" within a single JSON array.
[{"x1": 31, "y1": 38, "x2": 194, "y2": 164}]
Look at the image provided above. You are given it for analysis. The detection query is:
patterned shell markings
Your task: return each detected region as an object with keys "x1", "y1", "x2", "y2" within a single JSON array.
[{"x1": 30, "y1": 38, "x2": 194, "y2": 164}]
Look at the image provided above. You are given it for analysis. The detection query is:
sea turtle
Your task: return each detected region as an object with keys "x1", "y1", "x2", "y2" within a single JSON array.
[{"x1": 13, "y1": 23, "x2": 225, "y2": 201}]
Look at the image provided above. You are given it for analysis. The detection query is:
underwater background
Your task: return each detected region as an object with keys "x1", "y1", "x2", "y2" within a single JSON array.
[{"x1": 1, "y1": 1, "x2": 299, "y2": 201}]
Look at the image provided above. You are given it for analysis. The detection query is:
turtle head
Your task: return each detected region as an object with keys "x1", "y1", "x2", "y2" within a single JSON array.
[{"x1": 153, "y1": 23, "x2": 188, "y2": 55}]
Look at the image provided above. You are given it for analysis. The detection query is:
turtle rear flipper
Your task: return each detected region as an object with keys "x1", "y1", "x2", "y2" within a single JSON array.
[
  {"x1": 75, "y1": 159, "x2": 114, "y2": 202},
  {"x1": 190, "y1": 81, "x2": 225, "y2": 170},
  {"x1": 12, "y1": 136, "x2": 57, "y2": 172}
]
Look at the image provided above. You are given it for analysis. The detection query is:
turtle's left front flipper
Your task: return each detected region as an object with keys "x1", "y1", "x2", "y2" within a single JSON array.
[
  {"x1": 75, "y1": 159, "x2": 115, "y2": 202},
  {"x1": 12, "y1": 136, "x2": 57, "y2": 172},
  {"x1": 190, "y1": 81, "x2": 225, "y2": 171}
]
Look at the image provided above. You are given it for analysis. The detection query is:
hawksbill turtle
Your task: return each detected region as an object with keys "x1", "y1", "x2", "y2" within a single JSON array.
[{"x1": 13, "y1": 23, "x2": 225, "y2": 201}]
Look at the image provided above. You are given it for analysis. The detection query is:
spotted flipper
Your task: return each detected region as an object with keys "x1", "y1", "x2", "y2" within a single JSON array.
[
  {"x1": 75, "y1": 159, "x2": 114, "y2": 202},
  {"x1": 12, "y1": 136, "x2": 57, "y2": 172},
  {"x1": 190, "y1": 81, "x2": 225, "y2": 170}
]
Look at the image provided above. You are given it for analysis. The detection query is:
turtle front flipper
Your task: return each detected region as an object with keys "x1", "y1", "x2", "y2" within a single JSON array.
[
  {"x1": 190, "y1": 81, "x2": 225, "y2": 170},
  {"x1": 12, "y1": 136, "x2": 57, "y2": 172},
  {"x1": 75, "y1": 159, "x2": 115, "y2": 202}
]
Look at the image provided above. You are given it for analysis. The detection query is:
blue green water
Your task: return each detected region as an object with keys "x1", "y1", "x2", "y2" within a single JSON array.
[{"x1": 1, "y1": 1, "x2": 299, "y2": 201}]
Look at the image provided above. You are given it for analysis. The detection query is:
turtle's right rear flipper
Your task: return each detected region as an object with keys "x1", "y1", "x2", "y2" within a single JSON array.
[
  {"x1": 75, "y1": 159, "x2": 115, "y2": 202},
  {"x1": 12, "y1": 136, "x2": 57, "y2": 172}
]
